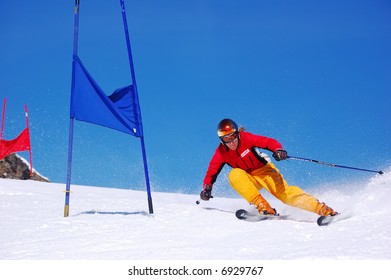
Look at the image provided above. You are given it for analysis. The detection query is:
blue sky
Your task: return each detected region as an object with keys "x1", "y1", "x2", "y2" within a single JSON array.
[{"x1": 1, "y1": 0, "x2": 390, "y2": 197}]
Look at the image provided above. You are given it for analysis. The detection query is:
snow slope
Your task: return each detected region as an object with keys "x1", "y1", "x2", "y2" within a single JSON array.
[
  {"x1": 1, "y1": 171, "x2": 391, "y2": 260},
  {"x1": 1, "y1": 171, "x2": 390, "y2": 278}
]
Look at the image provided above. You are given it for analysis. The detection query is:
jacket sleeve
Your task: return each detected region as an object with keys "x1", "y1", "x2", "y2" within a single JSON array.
[
  {"x1": 244, "y1": 131, "x2": 283, "y2": 153},
  {"x1": 203, "y1": 147, "x2": 226, "y2": 187}
]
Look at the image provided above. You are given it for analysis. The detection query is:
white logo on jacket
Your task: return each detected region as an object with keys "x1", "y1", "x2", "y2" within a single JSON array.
[{"x1": 240, "y1": 149, "x2": 250, "y2": 158}]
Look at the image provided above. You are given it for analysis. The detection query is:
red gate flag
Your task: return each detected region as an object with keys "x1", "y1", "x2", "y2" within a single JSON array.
[{"x1": 0, "y1": 127, "x2": 31, "y2": 160}]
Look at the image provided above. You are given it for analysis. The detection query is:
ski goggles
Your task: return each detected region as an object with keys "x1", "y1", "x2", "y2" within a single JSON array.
[{"x1": 220, "y1": 132, "x2": 238, "y2": 144}]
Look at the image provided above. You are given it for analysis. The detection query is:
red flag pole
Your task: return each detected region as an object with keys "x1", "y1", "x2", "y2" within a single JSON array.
[
  {"x1": 1, "y1": 98, "x2": 6, "y2": 140},
  {"x1": 24, "y1": 105, "x2": 33, "y2": 177}
]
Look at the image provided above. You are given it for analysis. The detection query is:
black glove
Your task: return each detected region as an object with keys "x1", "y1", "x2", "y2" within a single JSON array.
[
  {"x1": 273, "y1": 149, "x2": 288, "y2": 161},
  {"x1": 200, "y1": 185, "x2": 213, "y2": 201}
]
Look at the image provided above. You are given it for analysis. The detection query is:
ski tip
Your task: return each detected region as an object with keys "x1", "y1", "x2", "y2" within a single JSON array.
[
  {"x1": 317, "y1": 213, "x2": 339, "y2": 226},
  {"x1": 317, "y1": 216, "x2": 326, "y2": 226},
  {"x1": 235, "y1": 209, "x2": 248, "y2": 220}
]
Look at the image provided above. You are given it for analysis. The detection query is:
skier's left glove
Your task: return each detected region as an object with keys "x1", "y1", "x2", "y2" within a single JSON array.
[
  {"x1": 273, "y1": 149, "x2": 288, "y2": 161},
  {"x1": 200, "y1": 184, "x2": 213, "y2": 201}
]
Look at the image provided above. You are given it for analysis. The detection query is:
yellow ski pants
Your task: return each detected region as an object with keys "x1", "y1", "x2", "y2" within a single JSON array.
[{"x1": 228, "y1": 163, "x2": 319, "y2": 213}]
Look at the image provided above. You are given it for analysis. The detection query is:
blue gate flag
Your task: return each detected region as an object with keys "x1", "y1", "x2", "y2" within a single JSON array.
[
  {"x1": 64, "y1": 0, "x2": 153, "y2": 217},
  {"x1": 70, "y1": 55, "x2": 143, "y2": 137}
]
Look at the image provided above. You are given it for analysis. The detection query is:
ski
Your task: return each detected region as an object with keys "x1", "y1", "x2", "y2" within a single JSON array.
[
  {"x1": 235, "y1": 209, "x2": 289, "y2": 222},
  {"x1": 317, "y1": 214, "x2": 339, "y2": 226},
  {"x1": 236, "y1": 209, "x2": 341, "y2": 226}
]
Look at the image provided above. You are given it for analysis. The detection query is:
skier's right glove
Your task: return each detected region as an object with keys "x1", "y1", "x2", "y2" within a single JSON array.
[
  {"x1": 200, "y1": 184, "x2": 213, "y2": 201},
  {"x1": 273, "y1": 149, "x2": 288, "y2": 161}
]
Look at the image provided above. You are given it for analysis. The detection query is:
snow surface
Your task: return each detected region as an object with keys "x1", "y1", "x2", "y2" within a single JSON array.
[
  {"x1": 1, "y1": 171, "x2": 390, "y2": 279},
  {"x1": 1, "y1": 171, "x2": 391, "y2": 260}
]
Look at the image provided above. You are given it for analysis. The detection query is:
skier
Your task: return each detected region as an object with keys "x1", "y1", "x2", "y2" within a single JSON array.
[{"x1": 200, "y1": 118, "x2": 338, "y2": 217}]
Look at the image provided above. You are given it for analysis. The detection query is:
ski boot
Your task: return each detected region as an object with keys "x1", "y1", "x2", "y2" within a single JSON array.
[
  {"x1": 315, "y1": 202, "x2": 338, "y2": 216},
  {"x1": 251, "y1": 194, "x2": 277, "y2": 215}
]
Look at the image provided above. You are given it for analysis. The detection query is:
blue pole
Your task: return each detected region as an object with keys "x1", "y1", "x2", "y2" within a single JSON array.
[
  {"x1": 120, "y1": 0, "x2": 154, "y2": 214},
  {"x1": 64, "y1": 0, "x2": 81, "y2": 217},
  {"x1": 64, "y1": 119, "x2": 75, "y2": 217}
]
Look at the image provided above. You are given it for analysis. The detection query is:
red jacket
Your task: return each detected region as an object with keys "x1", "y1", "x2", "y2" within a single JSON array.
[{"x1": 203, "y1": 131, "x2": 283, "y2": 187}]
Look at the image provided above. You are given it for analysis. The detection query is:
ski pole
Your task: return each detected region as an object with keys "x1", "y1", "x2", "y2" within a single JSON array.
[{"x1": 287, "y1": 156, "x2": 384, "y2": 175}]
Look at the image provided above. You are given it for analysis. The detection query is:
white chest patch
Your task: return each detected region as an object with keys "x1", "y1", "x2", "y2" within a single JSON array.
[{"x1": 240, "y1": 149, "x2": 250, "y2": 158}]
